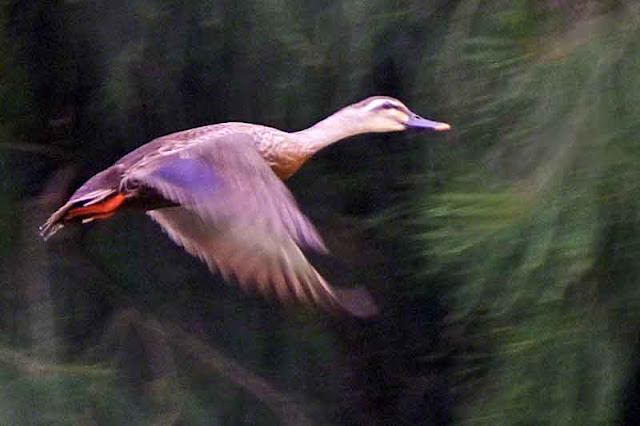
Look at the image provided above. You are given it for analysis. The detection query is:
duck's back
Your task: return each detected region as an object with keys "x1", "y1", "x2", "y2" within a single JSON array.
[{"x1": 69, "y1": 122, "x2": 286, "y2": 203}]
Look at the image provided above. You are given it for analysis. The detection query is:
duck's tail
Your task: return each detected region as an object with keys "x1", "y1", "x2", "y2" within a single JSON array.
[{"x1": 40, "y1": 193, "x2": 126, "y2": 240}]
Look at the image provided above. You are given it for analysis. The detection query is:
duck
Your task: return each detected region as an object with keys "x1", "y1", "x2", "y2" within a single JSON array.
[{"x1": 40, "y1": 96, "x2": 450, "y2": 317}]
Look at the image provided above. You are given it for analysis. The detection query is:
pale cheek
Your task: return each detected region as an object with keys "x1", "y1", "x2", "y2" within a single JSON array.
[
  {"x1": 389, "y1": 110, "x2": 409, "y2": 122},
  {"x1": 371, "y1": 121, "x2": 405, "y2": 133}
]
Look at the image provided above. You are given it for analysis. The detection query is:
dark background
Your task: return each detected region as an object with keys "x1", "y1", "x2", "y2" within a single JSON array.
[{"x1": 2, "y1": 1, "x2": 640, "y2": 425}]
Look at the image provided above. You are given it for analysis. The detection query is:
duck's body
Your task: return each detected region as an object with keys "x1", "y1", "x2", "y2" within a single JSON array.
[{"x1": 41, "y1": 96, "x2": 450, "y2": 317}]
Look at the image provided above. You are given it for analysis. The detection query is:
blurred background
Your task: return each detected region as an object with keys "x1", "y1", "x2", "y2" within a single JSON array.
[{"x1": 1, "y1": 0, "x2": 640, "y2": 424}]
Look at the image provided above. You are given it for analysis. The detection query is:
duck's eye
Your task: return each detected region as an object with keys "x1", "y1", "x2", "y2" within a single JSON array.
[{"x1": 381, "y1": 102, "x2": 397, "y2": 110}]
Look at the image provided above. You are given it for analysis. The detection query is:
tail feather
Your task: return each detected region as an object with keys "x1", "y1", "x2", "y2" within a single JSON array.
[
  {"x1": 39, "y1": 222, "x2": 65, "y2": 241},
  {"x1": 39, "y1": 193, "x2": 126, "y2": 241},
  {"x1": 40, "y1": 202, "x2": 73, "y2": 240}
]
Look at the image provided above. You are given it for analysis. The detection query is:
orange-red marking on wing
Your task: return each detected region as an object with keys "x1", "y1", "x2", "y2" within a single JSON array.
[{"x1": 65, "y1": 193, "x2": 126, "y2": 221}]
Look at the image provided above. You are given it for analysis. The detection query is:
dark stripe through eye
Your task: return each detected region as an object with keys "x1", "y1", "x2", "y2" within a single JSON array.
[{"x1": 382, "y1": 102, "x2": 397, "y2": 110}]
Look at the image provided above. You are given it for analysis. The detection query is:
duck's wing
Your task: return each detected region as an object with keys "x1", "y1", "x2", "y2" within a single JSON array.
[
  {"x1": 125, "y1": 134, "x2": 377, "y2": 316},
  {"x1": 147, "y1": 207, "x2": 376, "y2": 315}
]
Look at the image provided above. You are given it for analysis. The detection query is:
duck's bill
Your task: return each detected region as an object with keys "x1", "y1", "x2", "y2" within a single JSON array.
[{"x1": 405, "y1": 113, "x2": 451, "y2": 131}]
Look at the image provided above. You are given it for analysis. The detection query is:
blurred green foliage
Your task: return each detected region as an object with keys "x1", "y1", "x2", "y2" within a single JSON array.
[
  {"x1": 418, "y1": 1, "x2": 640, "y2": 424},
  {"x1": 1, "y1": 0, "x2": 640, "y2": 425}
]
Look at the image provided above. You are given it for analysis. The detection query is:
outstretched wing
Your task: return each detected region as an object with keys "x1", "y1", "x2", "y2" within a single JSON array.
[
  {"x1": 147, "y1": 207, "x2": 344, "y2": 311},
  {"x1": 124, "y1": 135, "x2": 376, "y2": 316}
]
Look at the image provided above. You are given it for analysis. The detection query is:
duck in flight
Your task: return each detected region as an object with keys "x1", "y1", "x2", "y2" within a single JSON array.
[{"x1": 40, "y1": 96, "x2": 450, "y2": 317}]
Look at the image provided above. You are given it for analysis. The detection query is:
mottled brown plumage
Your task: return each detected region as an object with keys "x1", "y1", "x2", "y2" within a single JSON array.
[{"x1": 40, "y1": 96, "x2": 450, "y2": 317}]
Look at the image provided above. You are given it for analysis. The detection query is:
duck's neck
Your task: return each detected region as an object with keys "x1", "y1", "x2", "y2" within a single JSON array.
[{"x1": 290, "y1": 111, "x2": 363, "y2": 157}]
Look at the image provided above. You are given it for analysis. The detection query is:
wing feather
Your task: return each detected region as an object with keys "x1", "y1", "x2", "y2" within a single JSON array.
[{"x1": 147, "y1": 207, "x2": 343, "y2": 311}]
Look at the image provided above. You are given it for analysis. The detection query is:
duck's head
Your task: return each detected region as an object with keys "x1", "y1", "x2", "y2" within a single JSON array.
[{"x1": 345, "y1": 96, "x2": 451, "y2": 133}]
